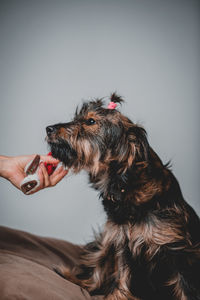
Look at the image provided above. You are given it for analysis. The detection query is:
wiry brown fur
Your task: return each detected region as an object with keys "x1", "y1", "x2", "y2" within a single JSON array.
[{"x1": 46, "y1": 93, "x2": 200, "y2": 300}]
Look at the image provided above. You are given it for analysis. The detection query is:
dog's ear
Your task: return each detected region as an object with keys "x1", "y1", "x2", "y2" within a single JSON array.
[
  {"x1": 116, "y1": 125, "x2": 149, "y2": 172},
  {"x1": 132, "y1": 125, "x2": 149, "y2": 163}
]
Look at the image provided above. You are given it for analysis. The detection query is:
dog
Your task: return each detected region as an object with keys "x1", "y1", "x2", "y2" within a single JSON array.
[{"x1": 46, "y1": 93, "x2": 200, "y2": 300}]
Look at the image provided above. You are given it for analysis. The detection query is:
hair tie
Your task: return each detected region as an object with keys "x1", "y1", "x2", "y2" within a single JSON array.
[{"x1": 107, "y1": 102, "x2": 117, "y2": 109}]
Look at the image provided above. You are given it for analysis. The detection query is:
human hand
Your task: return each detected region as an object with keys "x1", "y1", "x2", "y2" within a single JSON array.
[{"x1": 0, "y1": 155, "x2": 68, "y2": 194}]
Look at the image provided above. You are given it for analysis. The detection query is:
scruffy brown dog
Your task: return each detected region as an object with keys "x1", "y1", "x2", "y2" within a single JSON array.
[{"x1": 46, "y1": 94, "x2": 200, "y2": 300}]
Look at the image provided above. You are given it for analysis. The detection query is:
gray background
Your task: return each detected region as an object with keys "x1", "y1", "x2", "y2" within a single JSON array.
[{"x1": 0, "y1": 0, "x2": 199, "y2": 244}]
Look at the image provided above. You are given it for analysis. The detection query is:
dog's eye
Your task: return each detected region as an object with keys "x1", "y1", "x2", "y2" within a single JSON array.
[{"x1": 85, "y1": 118, "x2": 96, "y2": 126}]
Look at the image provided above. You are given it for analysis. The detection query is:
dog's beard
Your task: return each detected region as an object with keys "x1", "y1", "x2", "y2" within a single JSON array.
[{"x1": 48, "y1": 139, "x2": 77, "y2": 168}]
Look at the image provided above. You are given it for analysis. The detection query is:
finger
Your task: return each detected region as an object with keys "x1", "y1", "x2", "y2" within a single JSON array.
[
  {"x1": 50, "y1": 163, "x2": 65, "y2": 177},
  {"x1": 37, "y1": 166, "x2": 44, "y2": 189},
  {"x1": 40, "y1": 155, "x2": 60, "y2": 165},
  {"x1": 50, "y1": 169, "x2": 68, "y2": 186},
  {"x1": 49, "y1": 165, "x2": 65, "y2": 182},
  {"x1": 50, "y1": 162, "x2": 68, "y2": 179},
  {"x1": 40, "y1": 162, "x2": 51, "y2": 187}
]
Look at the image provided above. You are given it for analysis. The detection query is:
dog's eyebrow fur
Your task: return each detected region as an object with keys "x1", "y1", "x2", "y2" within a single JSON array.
[{"x1": 75, "y1": 99, "x2": 105, "y2": 118}]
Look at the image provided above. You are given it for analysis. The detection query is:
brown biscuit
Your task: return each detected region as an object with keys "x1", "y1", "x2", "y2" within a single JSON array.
[
  {"x1": 26, "y1": 155, "x2": 40, "y2": 175},
  {"x1": 21, "y1": 180, "x2": 38, "y2": 194}
]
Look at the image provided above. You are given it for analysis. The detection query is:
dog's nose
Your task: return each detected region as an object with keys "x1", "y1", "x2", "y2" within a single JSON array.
[{"x1": 46, "y1": 126, "x2": 56, "y2": 136}]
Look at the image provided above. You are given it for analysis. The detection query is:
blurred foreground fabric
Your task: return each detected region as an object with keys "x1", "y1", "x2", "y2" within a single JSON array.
[{"x1": 0, "y1": 226, "x2": 102, "y2": 300}]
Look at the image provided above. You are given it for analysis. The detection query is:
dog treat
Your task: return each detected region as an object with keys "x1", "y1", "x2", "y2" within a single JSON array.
[
  {"x1": 25, "y1": 154, "x2": 40, "y2": 175},
  {"x1": 21, "y1": 177, "x2": 39, "y2": 194},
  {"x1": 20, "y1": 153, "x2": 60, "y2": 194},
  {"x1": 20, "y1": 155, "x2": 41, "y2": 194}
]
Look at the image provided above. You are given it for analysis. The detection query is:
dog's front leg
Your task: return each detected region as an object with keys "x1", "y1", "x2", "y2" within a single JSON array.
[
  {"x1": 54, "y1": 265, "x2": 140, "y2": 299},
  {"x1": 53, "y1": 258, "x2": 104, "y2": 293},
  {"x1": 53, "y1": 245, "x2": 140, "y2": 299},
  {"x1": 105, "y1": 291, "x2": 140, "y2": 300}
]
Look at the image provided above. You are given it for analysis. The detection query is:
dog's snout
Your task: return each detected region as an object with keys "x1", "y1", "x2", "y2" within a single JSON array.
[{"x1": 46, "y1": 126, "x2": 56, "y2": 136}]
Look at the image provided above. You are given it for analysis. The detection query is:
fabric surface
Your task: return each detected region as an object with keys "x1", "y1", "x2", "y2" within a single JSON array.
[{"x1": 0, "y1": 226, "x2": 102, "y2": 300}]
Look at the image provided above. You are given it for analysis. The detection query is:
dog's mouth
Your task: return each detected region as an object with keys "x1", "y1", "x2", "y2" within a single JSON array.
[{"x1": 47, "y1": 139, "x2": 78, "y2": 168}]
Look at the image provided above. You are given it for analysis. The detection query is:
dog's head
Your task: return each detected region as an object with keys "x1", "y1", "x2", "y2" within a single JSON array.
[{"x1": 46, "y1": 93, "x2": 149, "y2": 175}]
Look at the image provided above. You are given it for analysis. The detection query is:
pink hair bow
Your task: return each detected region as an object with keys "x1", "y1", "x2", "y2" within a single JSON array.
[{"x1": 107, "y1": 102, "x2": 117, "y2": 109}]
